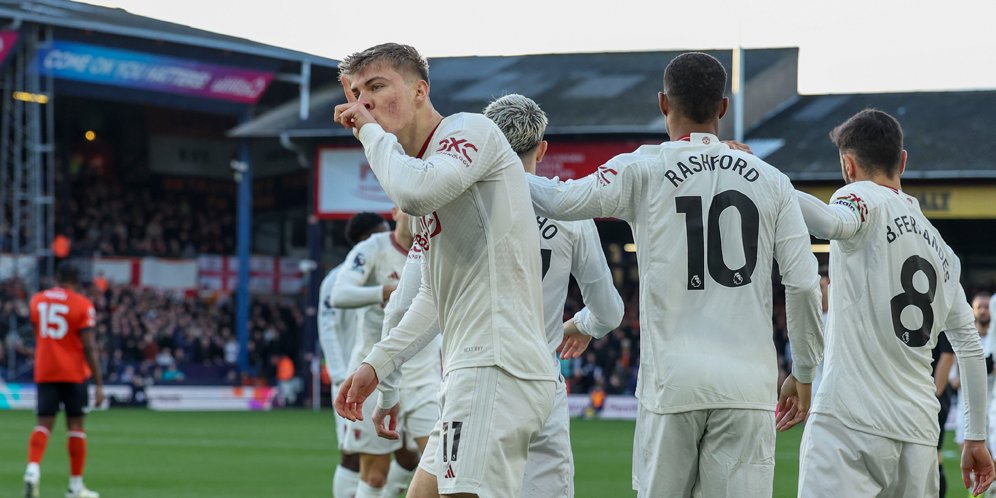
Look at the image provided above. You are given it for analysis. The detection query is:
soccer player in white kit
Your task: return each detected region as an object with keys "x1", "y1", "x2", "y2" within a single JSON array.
[
  {"x1": 484, "y1": 94, "x2": 625, "y2": 497},
  {"x1": 331, "y1": 207, "x2": 438, "y2": 498},
  {"x1": 793, "y1": 109, "x2": 994, "y2": 497},
  {"x1": 525, "y1": 52, "x2": 825, "y2": 497},
  {"x1": 332, "y1": 43, "x2": 557, "y2": 498},
  {"x1": 317, "y1": 212, "x2": 388, "y2": 498}
]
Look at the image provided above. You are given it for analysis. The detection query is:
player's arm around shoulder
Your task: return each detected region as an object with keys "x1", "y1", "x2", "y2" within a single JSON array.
[{"x1": 527, "y1": 152, "x2": 648, "y2": 222}]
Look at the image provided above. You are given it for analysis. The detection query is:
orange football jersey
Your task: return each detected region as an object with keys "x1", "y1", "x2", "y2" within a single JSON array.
[{"x1": 29, "y1": 287, "x2": 96, "y2": 383}]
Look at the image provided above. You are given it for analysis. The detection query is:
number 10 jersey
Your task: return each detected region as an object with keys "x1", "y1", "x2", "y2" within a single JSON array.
[
  {"x1": 527, "y1": 133, "x2": 824, "y2": 414},
  {"x1": 813, "y1": 181, "x2": 979, "y2": 445}
]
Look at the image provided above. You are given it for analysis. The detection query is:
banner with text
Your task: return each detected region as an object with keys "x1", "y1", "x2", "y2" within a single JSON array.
[{"x1": 37, "y1": 40, "x2": 274, "y2": 103}]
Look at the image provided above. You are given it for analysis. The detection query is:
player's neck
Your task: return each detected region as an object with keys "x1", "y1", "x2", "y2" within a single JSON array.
[
  {"x1": 393, "y1": 229, "x2": 413, "y2": 251},
  {"x1": 859, "y1": 172, "x2": 902, "y2": 191},
  {"x1": 667, "y1": 117, "x2": 719, "y2": 142},
  {"x1": 398, "y1": 106, "x2": 444, "y2": 157},
  {"x1": 520, "y1": 158, "x2": 537, "y2": 175}
]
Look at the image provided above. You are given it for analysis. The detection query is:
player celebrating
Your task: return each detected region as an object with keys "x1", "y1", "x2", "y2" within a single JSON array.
[
  {"x1": 330, "y1": 207, "x2": 434, "y2": 498},
  {"x1": 525, "y1": 52, "x2": 825, "y2": 497},
  {"x1": 23, "y1": 265, "x2": 104, "y2": 498},
  {"x1": 333, "y1": 43, "x2": 557, "y2": 498},
  {"x1": 484, "y1": 93, "x2": 624, "y2": 497},
  {"x1": 317, "y1": 211, "x2": 388, "y2": 498},
  {"x1": 793, "y1": 109, "x2": 993, "y2": 496}
]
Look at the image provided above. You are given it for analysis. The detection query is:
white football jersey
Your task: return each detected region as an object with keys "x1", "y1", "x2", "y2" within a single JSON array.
[
  {"x1": 317, "y1": 263, "x2": 356, "y2": 385},
  {"x1": 527, "y1": 133, "x2": 824, "y2": 414},
  {"x1": 799, "y1": 181, "x2": 984, "y2": 445},
  {"x1": 331, "y1": 231, "x2": 408, "y2": 373},
  {"x1": 360, "y1": 113, "x2": 555, "y2": 383},
  {"x1": 536, "y1": 216, "x2": 623, "y2": 355}
]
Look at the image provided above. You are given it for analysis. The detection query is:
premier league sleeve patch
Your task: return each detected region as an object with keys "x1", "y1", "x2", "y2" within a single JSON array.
[{"x1": 832, "y1": 192, "x2": 868, "y2": 222}]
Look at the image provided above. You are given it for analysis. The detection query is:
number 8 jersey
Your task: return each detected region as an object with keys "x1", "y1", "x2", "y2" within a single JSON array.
[
  {"x1": 799, "y1": 181, "x2": 983, "y2": 445},
  {"x1": 29, "y1": 287, "x2": 96, "y2": 384}
]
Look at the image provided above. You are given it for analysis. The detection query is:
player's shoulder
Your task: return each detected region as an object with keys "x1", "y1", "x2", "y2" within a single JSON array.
[{"x1": 69, "y1": 289, "x2": 94, "y2": 309}]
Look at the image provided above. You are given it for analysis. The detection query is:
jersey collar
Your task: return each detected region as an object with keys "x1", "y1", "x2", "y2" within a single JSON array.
[
  {"x1": 417, "y1": 119, "x2": 444, "y2": 159},
  {"x1": 672, "y1": 133, "x2": 718, "y2": 145}
]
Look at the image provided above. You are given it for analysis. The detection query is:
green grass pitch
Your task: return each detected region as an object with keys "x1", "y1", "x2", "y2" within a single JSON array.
[{"x1": 1, "y1": 409, "x2": 966, "y2": 497}]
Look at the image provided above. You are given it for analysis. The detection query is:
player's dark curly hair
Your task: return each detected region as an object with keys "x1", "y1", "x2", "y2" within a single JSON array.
[
  {"x1": 56, "y1": 264, "x2": 80, "y2": 285},
  {"x1": 663, "y1": 52, "x2": 727, "y2": 124},
  {"x1": 345, "y1": 212, "x2": 386, "y2": 245},
  {"x1": 830, "y1": 109, "x2": 904, "y2": 177},
  {"x1": 339, "y1": 43, "x2": 430, "y2": 83}
]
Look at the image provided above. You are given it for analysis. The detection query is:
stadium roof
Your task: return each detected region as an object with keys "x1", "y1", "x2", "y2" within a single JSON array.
[
  {"x1": 747, "y1": 91, "x2": 996, "y2": 181},
  {"x1": 0, "y1": 0, "x2": 338, "y2": 67},
  {"x1": 229, "y1": 48, "x2": 797, "y2": 138}
]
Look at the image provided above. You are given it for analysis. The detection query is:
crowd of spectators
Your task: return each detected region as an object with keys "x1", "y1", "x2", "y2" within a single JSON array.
[
  {"x1": 64, "y1": 172, "x2": 236, "y2": 257},
  {"x1": 1, "y1": 277, "x2": 303, "y2": 387}
]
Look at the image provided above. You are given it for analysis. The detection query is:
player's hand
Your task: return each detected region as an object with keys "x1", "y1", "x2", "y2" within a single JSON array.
[
  {"x1": 373, "y1": 402, "x2": 401, "y2": 440},
  {"x1": 775, "y1": 374, "x2": 811, "y2": 431},
  {"x1": 334, "y1": 363, "x2": 379, "y2": 421},
  {"x1": 382, "y1": 284, "x2": 398, "y2": 303},
  {"x1": 724, "y1": 140, "x2": 753, "y2": 154},
  {"x1": 332, "y1": 76, "x2": 376, "y2": 137},
  {"x1": 94, "y1": 385, "x2": 105, "y2": 408},
  {"x1": 557, "y1": 318, "x2": 593, "y2": 360},
  {"x1": 961, "y1": 440, "x2": 995, "y2": 496}
]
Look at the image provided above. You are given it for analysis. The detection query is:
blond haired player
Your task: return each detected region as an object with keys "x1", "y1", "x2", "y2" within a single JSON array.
[{"x1": 333, "y1": 43, "x2": 557, "y2": 498}]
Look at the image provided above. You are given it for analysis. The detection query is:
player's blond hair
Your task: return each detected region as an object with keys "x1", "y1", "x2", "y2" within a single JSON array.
[
  {"x1": 338, "y1": 43, "x2": 429, "y2": 83},
  {"x1": 483, "y1": 94, "x2": 548, "y2": 156}
]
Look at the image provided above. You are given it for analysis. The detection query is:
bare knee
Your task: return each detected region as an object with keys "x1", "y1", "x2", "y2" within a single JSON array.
[
  {"x1": 360, "y1": 453, "x2": 391, "y2": 488},
  {"x1": 394, "y1": 446, "x2": 421, "y2": 471},
  {"x1": 66, "y1": 416, "x2": 85, "y2": 432}
]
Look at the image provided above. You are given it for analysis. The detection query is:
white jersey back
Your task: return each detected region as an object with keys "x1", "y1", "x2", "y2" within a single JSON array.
[
  {"x1": 528, "y1": 133, "x2": 822, "y2": 414},
  {"x1": 813, "y1": 181, "x2": 973, "y2": 444},
  {"x1": 317, "y1": 264, "x2": 356, "y2": 384},
  {"x1": 537, "y1": 216, "x2": 618, "y2": 354},
  {"x1": 337, "y1": 232, "x2": 408, "y2": 373},
  {"x1": 362, "y1": 113, "x2": 554, "y2": 381}
]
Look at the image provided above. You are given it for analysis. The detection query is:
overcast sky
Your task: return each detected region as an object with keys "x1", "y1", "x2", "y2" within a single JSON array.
[{"x1": 86, "y1": 0, "x2": 996, "y2": 95}]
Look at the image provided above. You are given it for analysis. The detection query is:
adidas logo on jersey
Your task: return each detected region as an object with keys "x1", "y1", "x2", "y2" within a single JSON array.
[{"x1": 444, "y1": 463, "x2": 456, "y2": 479}]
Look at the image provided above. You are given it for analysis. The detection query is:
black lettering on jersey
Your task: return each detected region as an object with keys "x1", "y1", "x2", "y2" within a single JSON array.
[
  {"x1": 665, "y1": 169, "x2": 682, "y2": 187},
  {"x1": 718, "y1": 155, "x2": 733, "y2": 170},
  {"x1": 886, "y1": 224, "x2": 898, "y2": 243},
  {"x1": 743, "y1": 168, "x2": 759, "y2": 182},
  {"x1": 677, "y1": 161, "x2": 693, "y2": 178},
  {"x1": 536, "y1": 217, "x2": 559, "y2": 240},
  {"x1": 688, "y1": 155, "x2": 703, "y2": 172}
]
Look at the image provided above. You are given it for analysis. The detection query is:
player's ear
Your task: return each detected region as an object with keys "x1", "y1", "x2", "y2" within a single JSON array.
[
  {"x1": 658, "y1": 92, "x2": 669, "y2": 117},
  {"x1": 414, "y1": 80, "x2": 429, "y2": 104},
  {"x1": 718, "y1": 97, "x2": 729, "y2": 119},
  {"x1": 841, "y1": 153, "x2": 857, "y2": 181},
  {"x1": 898, "y1": 149, "x2": 907, "y2": 177},
  {"x1": 535, "y1": 140, "x2": 549, "y2": 164}
]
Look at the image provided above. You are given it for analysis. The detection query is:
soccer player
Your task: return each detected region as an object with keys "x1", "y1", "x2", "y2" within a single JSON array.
[
  {"x1": 330, "y1": 207, "x2": 435, "y2": 498},
  {"x1": 793, "y1": 109, "x2": 994, "y2": 497},
  {"x1": 333, "y1": 43, "x2": 557, "y2": 498},
  {"x1": 317, "y1": 211, "x2": 389, "y2": 498},
  {"x1": 524, "y1": 52, "x2": 825, "y2": 497},
  {"x1": 484, "y1": 93, "x2": 625, "y2": 497},
  {"x1": 23, "y1": 265, "x2": 104, "y2": 498}
]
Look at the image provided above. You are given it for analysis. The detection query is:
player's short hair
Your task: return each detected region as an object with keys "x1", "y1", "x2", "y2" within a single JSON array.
[
  {"x1": 483, "y1": 94, "x2": 548, "y2": 156},
  {"x1": 338, "y1": 43, "x2": 430, "y2": 83},
  {"x1": 345, "y1": 212, "x2": 386, "y2": 245},
  {"x1": 56, "y1": 264, "x2": 80, "y2": 285},
  {"x1": 829, "y1": 109, "x2": 904, "y2": 177},
  {"x1": 973, "y1": 291, "x2": 992, "y2": 302},
  {"x1": 663, "y1": 52, "x2": 727, "y2": 124}
]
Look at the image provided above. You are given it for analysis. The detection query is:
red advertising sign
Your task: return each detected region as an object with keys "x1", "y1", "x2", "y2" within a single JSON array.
[
  {"x1": 0, "y1": 31, "x2": 19, "y2": 65},
  {"x1": 537, "y1": 140, "x2": 660, "y2": 180}
]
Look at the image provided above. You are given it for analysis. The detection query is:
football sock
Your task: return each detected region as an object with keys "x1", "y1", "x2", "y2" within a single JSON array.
[
  {"x1": 382, "y1": 460, "x2": 415, "y2": 497},
  {"x1": 27, "y1": 426, "x2": 50, "y2": 467},
  {"x1": 333, "y1": 464, "x2": 359, "y2": 498},
  {"x1": 354, "y1": 480, "x2": 384, "y2": 498},
  {"x1": 67, "y1": 431, "x2": 87, "y2": 481}
]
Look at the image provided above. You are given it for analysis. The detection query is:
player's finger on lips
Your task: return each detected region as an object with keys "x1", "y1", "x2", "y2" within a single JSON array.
[{"x1": 340, "y1": 76, "x2": 356, "y2": 103}]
